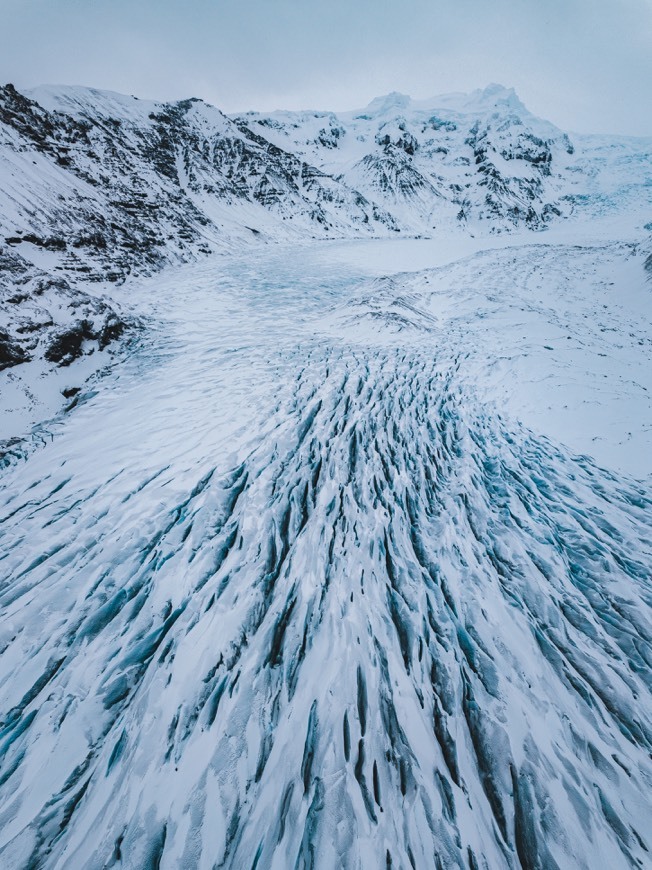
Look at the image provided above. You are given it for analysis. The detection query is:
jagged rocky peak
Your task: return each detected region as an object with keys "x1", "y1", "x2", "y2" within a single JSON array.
[
  {"x1": 29, "y1": 83, "x2": 235, "y2": 137},
  {"x1": 28, "y1": 83, "x2": 148, "y2": 119},
  {"x1": 375, "y1": 117, "x2": 419, "y2": 155},
  {"x1": 339, "y1": 86, "x2": 575, "y2": 228},
  {"x1": 228, "y1": 84, "x2": 576, "y2": 231}
]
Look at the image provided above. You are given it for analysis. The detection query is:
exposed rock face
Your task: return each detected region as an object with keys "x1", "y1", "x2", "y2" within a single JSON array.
[
  {"x1": 0, "y1": 83, "x2": 397, "y2": 288},
  {"x1": 0, "y1": 243, "x2": 135, "y2": 448},
  {"x1": 1, "y1": 81, "x2": 648, "y2": 290},
  {"x1": 235, "y1": 85, "x2": 586, "y2": 232},
  {"x1": 0, "y1": 327, "x2": 29, "y2": 370},
  {"x1": 0, "y1": 82, "x2": 397, "y2": 426},
  {"x1": 0, "y1": 247, "x2": 133, "y2": 370}
]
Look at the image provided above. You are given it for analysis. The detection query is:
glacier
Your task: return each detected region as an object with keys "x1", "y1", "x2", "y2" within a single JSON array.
[{"x1": 0, "y1": 84, "x2": 651, "y2": 869}]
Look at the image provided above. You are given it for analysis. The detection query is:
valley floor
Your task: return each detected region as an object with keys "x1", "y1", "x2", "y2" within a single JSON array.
[{"x1": 0, "y1": 232, "x2": 651, "y2": 868}]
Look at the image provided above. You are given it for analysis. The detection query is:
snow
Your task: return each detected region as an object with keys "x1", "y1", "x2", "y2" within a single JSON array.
[
  {"x1": 28, "y1": 84, "x2": 160, "y2": 123},
  {"x1": 0, "y1": 82, "x2": 651, "y2": 869}
]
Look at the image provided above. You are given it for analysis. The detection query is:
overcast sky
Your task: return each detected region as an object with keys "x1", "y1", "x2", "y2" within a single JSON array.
[{"x1": 1, "y1": 0, "x2": 651, "y2": 135}]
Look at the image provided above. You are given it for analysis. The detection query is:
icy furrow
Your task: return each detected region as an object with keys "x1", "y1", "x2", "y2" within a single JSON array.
[
  {"x1": 1, "y1": 339, "x2": 651, "y2": 868},
  {"x1": 1, "y1": 238, "x2": 651, "y2": 869}
]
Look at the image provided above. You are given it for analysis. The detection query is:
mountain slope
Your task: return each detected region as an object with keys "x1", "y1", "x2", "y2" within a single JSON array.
[
  {"x1": 235, "y1": 85, "x2": 566, "y2": 232},
  {"x1": 235, "y1": 85, "x2": 652, "y2": 236},
  {"x1": 2, "y1": 81, "x2": 649, "y2": 288},
  {"x1": 0, "y1": 82, "x2": 401, "y2": 436},
  {"x1": 0, "y1": 83, "x2": 397, "y2": 284}
]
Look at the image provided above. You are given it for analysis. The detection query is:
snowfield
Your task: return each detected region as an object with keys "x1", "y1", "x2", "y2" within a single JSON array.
[{"x1": 0, "y1": 84, "x2": 651, "y2": 869}]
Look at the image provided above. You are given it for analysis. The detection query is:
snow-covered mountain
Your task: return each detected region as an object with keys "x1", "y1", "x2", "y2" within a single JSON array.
[
  {"x1": 0, "y1": 83, "x2": 396, "y2": 281},
  {"x1": 0, "y1": 81, "x2": 401, "y2": 431},
  {"x1": 235, "y1": 85, "x2": 573, "y2": 232},
  {"x1": 235, "y1": 84, "x2": 651, "y2": 234},
  {"x1": 1, "y1": 82, "x2": 652, "y2": 869},
  {"x1": 2, "y1": 79, "x2": 649, "y2": 421},
  {"x1": 1, "y1": 81, "x2": 649, "y2": 283}
]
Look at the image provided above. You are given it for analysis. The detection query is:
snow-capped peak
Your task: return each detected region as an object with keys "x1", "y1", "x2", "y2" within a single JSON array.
[
  {"x1": 358, "y1": 91, "x2": 412, "y2": 117},
  {"x1": 449, "y1": 82, "x2": 526, "y2": 114}
]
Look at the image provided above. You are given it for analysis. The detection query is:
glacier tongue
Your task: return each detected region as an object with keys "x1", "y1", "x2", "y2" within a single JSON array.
[{"x1": 0, "y1": 240, "x2": 651, "y2": 869}]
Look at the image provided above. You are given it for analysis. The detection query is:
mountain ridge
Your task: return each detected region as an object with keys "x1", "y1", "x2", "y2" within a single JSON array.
[{"x1": 1, "y1": 80, "x2": 650, "y2": 443}]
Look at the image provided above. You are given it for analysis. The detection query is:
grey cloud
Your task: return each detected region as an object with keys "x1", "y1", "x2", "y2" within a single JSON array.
[{"x1": 0, "y1": 0, "x2": 650, "y2": 134}]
